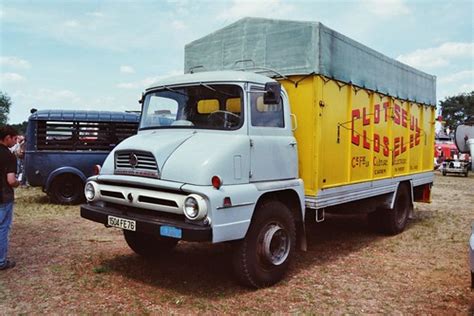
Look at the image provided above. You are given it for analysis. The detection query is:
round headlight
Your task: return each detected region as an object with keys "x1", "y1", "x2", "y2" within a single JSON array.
[
  {"x1": 183, "y1": 194, "x2": 208, "y2": 220},
  {"x1": 84, "y1": 182, "x2": 96, "y2": 201},
  {"x1": 184, "y1": 196, "x2": 199, "y2": 219}
]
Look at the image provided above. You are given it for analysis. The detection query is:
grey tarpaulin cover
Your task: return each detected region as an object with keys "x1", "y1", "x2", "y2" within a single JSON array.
[{"x1": 185, "y1": 17, "x2": 436, "y2": 105}]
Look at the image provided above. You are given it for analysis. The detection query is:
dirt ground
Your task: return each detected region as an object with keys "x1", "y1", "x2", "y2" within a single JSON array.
[{"x1": 1, "y1": 172, "x2": 473, "y2": 314}]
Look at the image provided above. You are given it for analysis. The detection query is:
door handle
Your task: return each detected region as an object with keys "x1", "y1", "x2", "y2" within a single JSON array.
[{"x1": 289, "y1": 141, "x2": 297, "y2": 147}]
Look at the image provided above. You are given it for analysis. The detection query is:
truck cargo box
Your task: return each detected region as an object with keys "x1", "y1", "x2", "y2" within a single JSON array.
[
  {"x1": 185, "y1": 17, "x2": 436, "y2": 105},
  {"x1": 281, "y1": 75, "x2": 435, "y2": 198}
]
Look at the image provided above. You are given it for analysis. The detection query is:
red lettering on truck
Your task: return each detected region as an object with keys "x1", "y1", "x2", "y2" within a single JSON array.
[
  {"x1": 394, "y1": 137, "x2": 400, "y2": 157},
  {"x1": 374, "y1": 133, "x2": 380, "y2": 153},
  {"x1": 383, "y1": 102, "x2": 390, "y2": 122},
  {"x1": 363, "y1": 130, "x2": 370, "y2": 149},
  {"x1": 374, "y1": 104, "x2": 380, "y2": 124},
  {"x1": 394, "y1": 104, "x2": 401, "y2": 125},
  {"x1": 401, "y1": 136, "x2": 407, "y2": 153},
  {"x1": 363, "y1": 107, "x2": 370, "y2": 126},
  {"x1": 383, "y1": 136, "x2": 390, "y2": 157},
  {"x1": 351, "y1": 109, "x2": 360, "y2": 145},
  {"x1": 402, "y1": 108, "x2": 407, "y2": 128}
]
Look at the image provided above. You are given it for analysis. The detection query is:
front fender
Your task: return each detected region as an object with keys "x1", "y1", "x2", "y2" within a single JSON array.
[
  {"x1": 182, "y1": 178, "x2": 305, "y2": 243},
  {"x1": 44, "y1": 167, "x2": 87, "y2": 192}
]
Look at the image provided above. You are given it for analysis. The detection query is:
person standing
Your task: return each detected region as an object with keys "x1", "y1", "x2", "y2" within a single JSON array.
[
  {"x1": 11, "y1": 135, "x2": 26, "y2": 185},
  {"x1": 0, "y1": 125, "x2": 19, "y2": 270}
]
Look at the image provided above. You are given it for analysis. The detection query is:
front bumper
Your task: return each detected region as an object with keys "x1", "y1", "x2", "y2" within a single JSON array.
[
  {"x1": 444, "y1": 167, "x2": 468, "y2": 173},
  {"x1": 80, "y1": 203, "x2": 212, "y2": 242}
]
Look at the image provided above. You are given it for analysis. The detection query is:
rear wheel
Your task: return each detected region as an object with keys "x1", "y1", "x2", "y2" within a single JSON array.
[
  {"x1": 232, "y1": 200, "x2": 296, "y2": 288},
  {"x1": 368, "y1": 184, "x2": 412, "y2": 235},
  {"x1": 49, "y1": 174, "x2": 84, "y2": 205},
  {"x1": 123, "y1": 230, "x2": 178, "y2": 258}
]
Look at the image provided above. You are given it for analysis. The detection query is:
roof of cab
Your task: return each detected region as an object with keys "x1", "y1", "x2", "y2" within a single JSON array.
[
  {"x1": 146, "y1": 70, "x2": 275, "y2": 91},
  {"x1": 28, "y1": 110, "x2": 140, "y2": 122}
]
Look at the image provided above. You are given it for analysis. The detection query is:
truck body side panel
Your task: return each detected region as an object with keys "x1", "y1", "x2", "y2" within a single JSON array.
[
  {"x1": 281, "y1": 76, "x2": 318, "y2": 196},
  {"x1": 281, "y1": 75, "x2": 435, "y2": 198}
]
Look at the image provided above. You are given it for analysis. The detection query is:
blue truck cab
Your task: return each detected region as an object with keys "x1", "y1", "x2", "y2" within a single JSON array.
[{"x1": 25, "y1": 110, "x2": 139, "y2": 204}]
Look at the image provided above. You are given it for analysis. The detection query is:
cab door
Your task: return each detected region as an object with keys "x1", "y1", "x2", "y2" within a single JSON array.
[{"x1": 248, "y1": 86, "x2": 298, "y2": 182}]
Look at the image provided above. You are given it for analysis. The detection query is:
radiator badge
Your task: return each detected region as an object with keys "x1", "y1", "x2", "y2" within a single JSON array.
[{"x1": 129, "y1": 153, "x2": 138, "y2": 168}]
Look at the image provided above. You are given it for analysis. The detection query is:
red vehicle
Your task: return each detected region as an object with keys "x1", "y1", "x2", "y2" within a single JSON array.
[
  {"x1": 434, "y1": 134, "x2": 471, "y2": 176},
  {"x1": 434, "y1": 135, "x2": 458, "y2": 168}
]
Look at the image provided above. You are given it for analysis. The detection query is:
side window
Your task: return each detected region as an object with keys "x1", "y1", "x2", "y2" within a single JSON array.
[
  {"x1": 145, "y1": 96, "x2": 178, "y2": 126},
  {"x1": 251, "y1": 92, "x2": 284, "y2": 128}
]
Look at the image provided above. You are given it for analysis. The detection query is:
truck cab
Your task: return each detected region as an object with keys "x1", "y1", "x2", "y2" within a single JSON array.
[{"x1": 81, "y1": 71, "x2": 305, "y2": 287}]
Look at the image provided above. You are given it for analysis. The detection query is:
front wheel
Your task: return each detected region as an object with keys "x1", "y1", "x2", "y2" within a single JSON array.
[
  {"x1": 123, "y1": 230, "x2": 178, "y2": 258},
  {"x1": 232, "y1": 200, "x2": 296, "y2": 288},
  {"x1": 49, "y1": 174, "x2": 84, "y2": 205}
]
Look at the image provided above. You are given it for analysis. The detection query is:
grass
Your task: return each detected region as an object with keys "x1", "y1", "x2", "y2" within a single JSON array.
[
  {"x1": 92, "y1": 265, "x2": 111, "y2": 274},
  {"x1": 2, "y1": 175, "x2": 474, "y2": 313}
]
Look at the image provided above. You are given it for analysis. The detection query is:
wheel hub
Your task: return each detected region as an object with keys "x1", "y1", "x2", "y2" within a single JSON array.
[
  {"x1": 61, "y1": 184, "x2": 74, "y2": 198},
  {"x1": 261, "y1": 224, "x2": 290, "y2": 266}
]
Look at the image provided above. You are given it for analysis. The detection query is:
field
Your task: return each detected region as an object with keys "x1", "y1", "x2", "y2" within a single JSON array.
[{"x1": 1, "y1": 173, "x2": 473, "y2": 313}]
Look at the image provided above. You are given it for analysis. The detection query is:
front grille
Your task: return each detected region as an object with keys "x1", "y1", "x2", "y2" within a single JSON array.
[
  {"x1": 101, "y1": 190, "x2": 125, "y2": 199},
  {"x1": 138, "y1": 196, "x2": 178, "y2": 207},
  {"x1": 115, "y1": 150, "x2": 159, "y2": 178}
]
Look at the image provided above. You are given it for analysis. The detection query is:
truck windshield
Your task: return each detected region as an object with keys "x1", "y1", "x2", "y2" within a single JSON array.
[{"x1": 140, "y1": 84, "x2": 243, "y2": 130}]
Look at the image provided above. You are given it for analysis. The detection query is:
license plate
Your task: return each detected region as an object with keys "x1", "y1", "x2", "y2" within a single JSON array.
[
  {"x1": 108, "y1": 216, "x2": 136, "y2": 231},
  {"x1": 453, "y1": 161, "x2": 461, "y2": 168},
  {"x1": 160, "y1": 226, "x2": 182, "y2": 239}
]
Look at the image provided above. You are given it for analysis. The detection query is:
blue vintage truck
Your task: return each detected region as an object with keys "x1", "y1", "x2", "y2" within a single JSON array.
[{"x1": 25, "y1": 110, "x2": 139, "y2": 204}]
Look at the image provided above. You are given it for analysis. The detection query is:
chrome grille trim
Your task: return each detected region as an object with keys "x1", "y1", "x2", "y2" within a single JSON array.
[
  {"x1": 94, "y1": 183, "x2": 185, "y2": 214},
  {"x1": 114, "y1": 150, "x2": 159, "y2": 178}
]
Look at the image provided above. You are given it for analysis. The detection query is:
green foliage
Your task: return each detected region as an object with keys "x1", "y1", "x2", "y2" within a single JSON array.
[
  {"x1": 10, "y1": 121, "x2": 28, "y2": 135},
  {"x1": 0, "y1": 91, "x2": 12, "y2": 125},
  {"x1": 439, "y1": 91, "x2": 474, "y2": 129}
]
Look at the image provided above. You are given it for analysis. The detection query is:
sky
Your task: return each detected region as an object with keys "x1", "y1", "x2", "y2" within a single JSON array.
[{"x1": 1, "y1": 0, "x2": 473, "y2": 124}]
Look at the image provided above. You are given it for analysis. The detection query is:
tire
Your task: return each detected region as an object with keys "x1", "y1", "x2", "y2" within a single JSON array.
[
  {"x1": 123, "y1": 230, "x2": 178, "y2": 258},
  {"x1": 367, "y1": 210, "x2": 383, "y2": 233},
  {"x1": 442, "y1": 170, "x2": 447, "y2": 176},
  {"x1": 232, "y1": 200, "x2": 296, "y2": 288},
  {"x1": 49, "y1": 174, "x2": 84, "y2": 205},
  {"x1": 368, "y1": 184, "x2": 412, "y2": 235}
]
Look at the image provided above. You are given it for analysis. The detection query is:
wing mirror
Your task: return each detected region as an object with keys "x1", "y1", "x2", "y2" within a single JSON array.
[{"x1": 263, "y1": 82, "x2": 281, "y2": 104}]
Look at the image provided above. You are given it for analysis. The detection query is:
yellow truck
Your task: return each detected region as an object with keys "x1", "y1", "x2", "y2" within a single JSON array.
[{"x1": 81, "y1": 18, "x2": 436, "y2": 288}]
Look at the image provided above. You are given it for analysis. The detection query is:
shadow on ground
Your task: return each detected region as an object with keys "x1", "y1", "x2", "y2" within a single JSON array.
[{"x1": 99, "y1": 212, "x2": 431, "y2": 297}]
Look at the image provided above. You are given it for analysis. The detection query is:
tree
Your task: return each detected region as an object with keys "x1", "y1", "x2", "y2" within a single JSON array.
[
  {"x1": 10, "y1": 121, "x2": 28, "y2": 134},
  {"x1": 0, "y1": 91, "x2": 12, "y2": 126},
  {"x1": 439, "y1": 91, "x2": 474, "y2": 129}
]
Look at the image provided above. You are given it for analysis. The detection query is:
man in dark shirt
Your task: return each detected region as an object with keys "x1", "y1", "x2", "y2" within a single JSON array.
[{"x1": 0, "y1": 125, "x2": 19, "y2": 270}]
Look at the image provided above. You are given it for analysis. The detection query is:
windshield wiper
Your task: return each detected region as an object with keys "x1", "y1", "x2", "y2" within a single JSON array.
[
  {"x1": 199, "y1": 83, "x2": 235, "y2": 97},
  {"x1": 163, "y1": 86, "x2": 188, "y2": 97}
]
